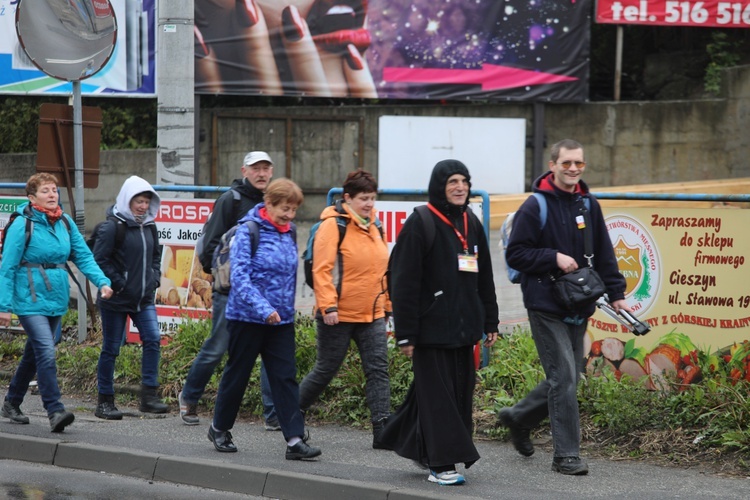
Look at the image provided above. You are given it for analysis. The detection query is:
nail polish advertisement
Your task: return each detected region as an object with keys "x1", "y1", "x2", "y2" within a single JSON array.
[{"x1": 194, "y1": 0, "x2": 590, "y2": 102}]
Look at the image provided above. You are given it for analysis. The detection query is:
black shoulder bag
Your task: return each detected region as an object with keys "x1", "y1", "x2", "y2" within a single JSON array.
[{"x1": 550, "y1": 203, "x2": 606, "y2": 310}]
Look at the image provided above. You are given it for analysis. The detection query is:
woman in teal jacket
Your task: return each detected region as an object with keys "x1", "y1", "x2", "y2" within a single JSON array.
[{"x1": 0, "y1": 173, "x2": 113, "y2": 432}]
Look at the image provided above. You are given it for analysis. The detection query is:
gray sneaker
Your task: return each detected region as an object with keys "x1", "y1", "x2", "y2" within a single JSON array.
[
  {"x1": 179, "y1": 391, "x2": 199, "y2": 425},
  {"x1": 2, "y1": 401, "x2": 30, "y2": 424},
  {"x1": 264, "y1": 417, "x2": 281, "y2": 431}
]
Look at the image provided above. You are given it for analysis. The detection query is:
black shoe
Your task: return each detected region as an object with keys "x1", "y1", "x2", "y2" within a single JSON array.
[
  {"x1": 208, "y1": 426, "x2": 237, "y2": 453},
  {"x1": 49, "y1": 410, "x2": 75, "y2": 433},
  {"x1": 372, "y1": 415, "x2": 392, "y2": 450},
  {"x1": 552, "y1": 456, "x2": 589, "y2": 475},
  {"x1": 286, "y1": 440, "x2": 322, "y2": 460},
  {"x1": 498, "y1": 408, "x2": 534, "y2": 457},
  {"x1": 2, "y1": 401, "x2": 30, "y2": 424},
  {"x1": 140, "y1": 385, "x2": 168, "y2": 414},
  {"x1": 95, "y1": 394, "x2": 123, "y2": 420}
]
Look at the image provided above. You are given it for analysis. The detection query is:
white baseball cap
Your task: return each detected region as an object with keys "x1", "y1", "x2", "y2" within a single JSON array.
[{"x1": 243, "y1": 151, "x2": 273, "y2": 166}]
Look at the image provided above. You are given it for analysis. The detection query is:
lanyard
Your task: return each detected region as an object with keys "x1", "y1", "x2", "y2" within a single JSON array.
[{"x1": 427, "y1": 203, "x2": 469, "y2": 253}]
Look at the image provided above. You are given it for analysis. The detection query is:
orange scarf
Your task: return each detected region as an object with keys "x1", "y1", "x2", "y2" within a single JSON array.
[{"x1": 32, "y1": 203, "x2": 63, "y2": 225}]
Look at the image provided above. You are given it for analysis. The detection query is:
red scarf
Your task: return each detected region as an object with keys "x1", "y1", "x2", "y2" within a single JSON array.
[
  {"x1": 32, "y1": 203, "x2": 63, "y2": 225},
  {"x1": 259, "y1": 207, "x2": 291, "y2": 233}
]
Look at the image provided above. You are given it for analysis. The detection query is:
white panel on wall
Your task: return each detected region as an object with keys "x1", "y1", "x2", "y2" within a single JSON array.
[{"x1": 378, "y1": 116, "x2": 526, "y2": 194}]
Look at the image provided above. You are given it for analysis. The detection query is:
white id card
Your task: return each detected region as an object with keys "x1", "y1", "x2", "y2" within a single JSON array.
[{"x1": 458, "y1": 254, "x2": 478, "y2": 273}]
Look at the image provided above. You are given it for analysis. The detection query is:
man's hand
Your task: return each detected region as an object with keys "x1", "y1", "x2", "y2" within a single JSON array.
[
  {"x1": 100, "y1": 286, "x2": 114, "y2": 300},
  {"x1": 0, "y1": 312, "x2": 11, "y2": 327},
  {"x1": 399, "y1": 345, "x2": 414, "y2": 358},
  {"x1": 556, "y1": 252, "x2": 578, "y2": 274},
  {"x1": 610, "y1": 299, "x2": 632, "y2": 314},
  {"x1": 484, "y1": 332, "x2": 499, "y2": 347}
]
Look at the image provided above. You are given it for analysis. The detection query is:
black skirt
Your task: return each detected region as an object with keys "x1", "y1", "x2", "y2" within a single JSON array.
[{"x1": 379, "y1": 345, "x2": 479, "y2": 469}]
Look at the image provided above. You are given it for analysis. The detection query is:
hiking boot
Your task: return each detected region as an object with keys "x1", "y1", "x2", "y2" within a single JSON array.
[
  {"x1": 139, "y1": 385, "x2": 168, "y2": 414},
  {"x1": 428, "y1": 470, "x2": 466, "y2": 486},
  {"x1": 498, "y1": 408, "x2": 534, "y2": 457},
  {"x1": 264, "y1": 417, "x2": 281, "y2": 431},
  {"x1": 208, "y1": 426, "x2": 238, "y2": 453},
  {"x1": 285, "y1": 440, "x2": 322, "y2": 460},
  {"x1": 552, "y1": 456, "x2": 589, "y2": 475},
  {"x1": 179, "y1": 391, "x2": 199, "y2": 425},
  {"x1": 94, "y1": 394, "x2": 123, "y2": 420},
  {"x1": 372, "y1": 415, "x2": 391, "y2": 450},
  {"x1": 49, "y1": 410, "x2": 75, "y2": 433},
  {"x1": 1, "y1": 401, "x2": 30, "y2": 424}
]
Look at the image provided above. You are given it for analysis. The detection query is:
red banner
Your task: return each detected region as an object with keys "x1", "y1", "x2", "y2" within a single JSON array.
[
  {"x1": 596, "y1": 0, "x2": 750, "y2": 27},
  {"x1": 195, "y1": 0, "x2": 591, "y2": 102}
]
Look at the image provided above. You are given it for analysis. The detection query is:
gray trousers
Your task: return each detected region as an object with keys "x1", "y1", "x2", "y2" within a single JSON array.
[
  {"x1": 509, "y1": 309, "x2": 586, "y2": 458},
  {"x1": 299, "y1": 318, "x2": 391, "y2": 423}
]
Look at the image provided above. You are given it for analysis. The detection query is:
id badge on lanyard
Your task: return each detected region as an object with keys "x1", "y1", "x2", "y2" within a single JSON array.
[{"x1": 458, "y1": 253, "x2": 478, "y2": 273}]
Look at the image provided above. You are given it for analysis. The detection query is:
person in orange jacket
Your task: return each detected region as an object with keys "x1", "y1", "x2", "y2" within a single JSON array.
[{"x1": 298, "y1": 169, "x2": 391, "y2": 449}]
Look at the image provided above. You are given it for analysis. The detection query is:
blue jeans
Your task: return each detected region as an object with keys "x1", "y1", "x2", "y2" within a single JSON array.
[
  {"x1": 5, "y1": 315, "x2": 64, "y2": 416},
  {"x1": 508, "y1": 310, "x2": 586, "y2": 458},
  {"x1": 213, "y1": 321, "x2": 304, "y2": 441},
  {"x1": 183, "y1": 291, "x2": 276, "y2": 417},
  {"x1": 97, "y1": 305, "x2": 161, "y2": 394}
]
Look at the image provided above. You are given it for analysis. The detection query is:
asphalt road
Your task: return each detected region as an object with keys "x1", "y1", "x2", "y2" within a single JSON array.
[{"x1": 0, "y1": 392, "x2": 747, "y2": 500}]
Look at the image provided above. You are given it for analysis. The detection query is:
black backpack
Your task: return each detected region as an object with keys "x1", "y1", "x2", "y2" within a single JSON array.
[{"x1": 86, "y1": 216, "x2": 158, "y2": 256}]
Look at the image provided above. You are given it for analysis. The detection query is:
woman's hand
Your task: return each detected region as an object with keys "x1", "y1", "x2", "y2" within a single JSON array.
[
  {"x1": 0, "y1": 312, "x2": 11, "y2": 327},
  {"x1": 100, "y1": 286, "x2": 114, "y2": 300},
  {"x1": 266, "y1": 311, "x2": 281, "y2": 325},
  {"x1": 323, "y1": 311, "x2": 339, "y2": 325}
]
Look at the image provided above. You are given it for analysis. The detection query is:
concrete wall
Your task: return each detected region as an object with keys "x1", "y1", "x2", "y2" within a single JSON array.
[{"x1": 3, "y1": 65, "x2": 749, "y2": 223}]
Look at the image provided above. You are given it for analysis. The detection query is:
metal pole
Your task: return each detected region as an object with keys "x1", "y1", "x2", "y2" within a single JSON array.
[
  {"x1": 614, "y1": 25, "x2": 623, "y2": 102},
  {"x1": 73, "y1": 81, "x2": 87, "y2": 343}
]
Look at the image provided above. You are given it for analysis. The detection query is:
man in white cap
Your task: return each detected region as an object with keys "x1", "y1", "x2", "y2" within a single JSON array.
[{"x1": 179, "y1": 151, "x2": 280, "y2": 428}]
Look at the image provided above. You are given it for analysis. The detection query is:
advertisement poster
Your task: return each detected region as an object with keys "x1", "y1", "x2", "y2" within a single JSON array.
[
  {"x1": 0, "y1": 0, "x2": 156, "y2": 96},
  {"x1": 195, "y1": 0, "x2": 590, "y2": 101},
  {"x1": 587, "y1": 207, "x2": 750, "y2": 389},
  {"x1": 127, "y1": 198, "x2": 215, "y2": 342},
  {"x1": 596, "y1": 0, "x2": 750, "y2": 28}
]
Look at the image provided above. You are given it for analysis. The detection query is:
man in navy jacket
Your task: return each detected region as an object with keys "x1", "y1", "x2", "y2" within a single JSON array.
[{"x1": 499, "y1": 139, "x2": 630, "y2": 476}]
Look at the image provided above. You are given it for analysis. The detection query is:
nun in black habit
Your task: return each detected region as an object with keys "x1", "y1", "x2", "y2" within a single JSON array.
[{"x1": 379, "y1": 159, "x2": 499, "y2": 486}]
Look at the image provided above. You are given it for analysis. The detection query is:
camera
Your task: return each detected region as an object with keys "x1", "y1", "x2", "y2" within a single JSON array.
[{"x1": 595, "y1": 295, "x2": 651, "y2": 336}]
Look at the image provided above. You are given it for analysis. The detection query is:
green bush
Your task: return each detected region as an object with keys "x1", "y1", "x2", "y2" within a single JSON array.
[{"x1": 4, "y1": 315, "x2": 750, "y2": 467}]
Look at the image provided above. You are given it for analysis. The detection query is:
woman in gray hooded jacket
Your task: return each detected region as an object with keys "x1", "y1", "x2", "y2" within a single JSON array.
[{"x1": 92, "y1": 175, "x2": 166, "y2": 419}]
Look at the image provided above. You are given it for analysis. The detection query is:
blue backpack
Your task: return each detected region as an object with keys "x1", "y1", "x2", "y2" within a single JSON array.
[{"x1": 501, "y1": 193, "x2": 589, "y2": 284}]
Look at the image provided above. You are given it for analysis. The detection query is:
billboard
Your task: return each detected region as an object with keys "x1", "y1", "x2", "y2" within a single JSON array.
[
  {"x1": 0, "y1": 0, "x2": 156, "y2": 96},
  {"x1": 596, "y1": 0, "x2": 750, "y2": 28},
  {"x1": 195, "y1": 0, "x2": 591, "y2": 102},
  {"x1": 587, "y1": 207, "x2": 750, "y2": 390}
]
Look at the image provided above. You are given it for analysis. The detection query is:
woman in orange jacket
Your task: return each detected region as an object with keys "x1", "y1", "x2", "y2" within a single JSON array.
[{"x1": 299, "y1": 169, "x2": 391, "y2": 448}]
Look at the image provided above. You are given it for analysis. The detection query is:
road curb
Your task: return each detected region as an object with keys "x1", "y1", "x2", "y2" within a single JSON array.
[{"x1": 1, "y1": 432, "x2": 477, "y2": 500}]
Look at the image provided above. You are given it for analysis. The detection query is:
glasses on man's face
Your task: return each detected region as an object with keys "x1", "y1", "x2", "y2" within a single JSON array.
[
  {"x1": 558, "y1": 160, "x2": 586, "y2": 169},
  {"x1": 248, "y1": 165, "x2": 272, "y2": 172}
]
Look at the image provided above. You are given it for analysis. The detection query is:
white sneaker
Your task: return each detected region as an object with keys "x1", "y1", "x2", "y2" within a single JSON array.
[{"x1": 428, "y1": 470, "x2": 465, "y2": 486}]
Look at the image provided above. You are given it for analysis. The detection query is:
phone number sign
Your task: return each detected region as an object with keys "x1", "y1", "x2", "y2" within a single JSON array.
[{"x1": 596, "y1": 0, "x2": 750, "y2": 27}]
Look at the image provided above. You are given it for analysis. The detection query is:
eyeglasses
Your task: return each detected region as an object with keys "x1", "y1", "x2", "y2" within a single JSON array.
[
  {"x1": 247, "y1": 164, "x2": 272, "y2": 172},
  {"x1": 558, "y1": 160, "x2": 586, "y2": 169}
]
